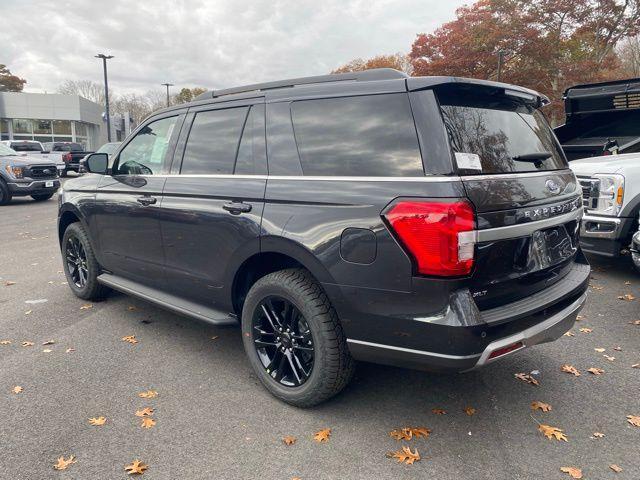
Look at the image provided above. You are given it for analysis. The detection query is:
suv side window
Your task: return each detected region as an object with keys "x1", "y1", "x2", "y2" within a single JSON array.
[
  {"x1": 180, "y1": 107, "x2": 249, "y2": 175},
  {"x1": 290, "y1": 94, "x2": 424, "y2": 177},
  {"x1": 234, "y1": 104, "x2": 266, "y2": 175},
  {"x1": 116, "y1": 116, "x2": 178, "y2": 175}
]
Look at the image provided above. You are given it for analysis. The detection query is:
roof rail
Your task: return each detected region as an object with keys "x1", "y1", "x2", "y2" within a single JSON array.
[{"x1": 194, "y1": 68, "x2": 407, "y2": 101}]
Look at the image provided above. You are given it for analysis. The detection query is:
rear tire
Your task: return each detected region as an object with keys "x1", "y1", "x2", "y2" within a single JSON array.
[
  {"x1": 31, "y1": 193, "x2": 54, "y2": 202},
  {"x1": 60, "y1": 170, "x2": 68, "y2": 178},
  {"x1": 241, "y1": 268, "x2": 354, "y2": 407},
  {"x1": 0, "y1": 180, "x2": 12, "y2": 206},
  {"x1": 61, "y1": 222, "x2": 109, "y2": 301}
]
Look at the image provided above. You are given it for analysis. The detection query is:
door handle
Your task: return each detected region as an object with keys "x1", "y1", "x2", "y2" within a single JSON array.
[
  {"x1": 223, "y1": 201, "x2": 252, "y2": 215},
  {"x1": 136, "y1": 195, "x2": 157, "y2": 206}
]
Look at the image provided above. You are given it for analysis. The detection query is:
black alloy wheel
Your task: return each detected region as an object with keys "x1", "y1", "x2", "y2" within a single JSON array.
[
  {"x1": 65, "y1": 234, "x2": 89, "y2": 288},
  {"x1": 252, "y1": 296, "x2": 315, "y2": 387}
]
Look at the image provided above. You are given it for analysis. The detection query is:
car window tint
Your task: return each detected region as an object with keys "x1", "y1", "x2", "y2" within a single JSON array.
[
  {"x1": 290, "y1": 94, "x2": 424, "y2": 177},
  {"x1": 235, "y1": 105, "x2": 266, "y2": 175},
  {"x1": 181, "y1": 107, "x2": 249, "y2": 175},
  {"x1": 117, "y1": 116, "x2": 178, "y2": 175}
]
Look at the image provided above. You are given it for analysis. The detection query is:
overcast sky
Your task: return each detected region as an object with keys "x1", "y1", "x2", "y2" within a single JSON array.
[{"x1": 1, "y1": 0, "x2": 467, "y2": 96}]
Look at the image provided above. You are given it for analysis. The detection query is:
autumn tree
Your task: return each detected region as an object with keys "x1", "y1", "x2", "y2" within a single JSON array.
[
  {"x1": 332, "y1": 53, "x2": 412, "y2": 74},
  {"x1": 0, "y1": 64, "x2": 26, "y2": 92},
  {"x1": 58, "y1": 80, "x2": 111, "y2": 104},
  {"x1": 618, "y1": 35, "x2": 640, "y2": 76},
  {"x1": 173, "y1": 87, "x2": 208, "y2": 104},
  {"x1": 409, "y1": 0, "x2": 640, "y2": 123}
]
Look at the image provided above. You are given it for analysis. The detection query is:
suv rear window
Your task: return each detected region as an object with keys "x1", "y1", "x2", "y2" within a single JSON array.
[
  {"x1": 291, "y1": 94, "x2": 424, "y2": 177},
  {"x1": 437, "y1": 89, "x2": 567, "y2": 175},
  {"x1": 10, "y1": 142, "x2": 42, "y2": 152}
]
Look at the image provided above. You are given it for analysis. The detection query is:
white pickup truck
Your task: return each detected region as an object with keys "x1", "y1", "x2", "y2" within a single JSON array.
[
  {"x1": 0, "y1": 140, "x2": 67, "y2": 174},
  {"x1": 570, "y1": 153, "x2": 640, "y2": 272}
]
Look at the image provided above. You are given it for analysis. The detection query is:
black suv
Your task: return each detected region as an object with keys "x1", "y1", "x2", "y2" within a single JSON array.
[{"x1": 58, "y1": 69, "x2": 589, "y2": 406}]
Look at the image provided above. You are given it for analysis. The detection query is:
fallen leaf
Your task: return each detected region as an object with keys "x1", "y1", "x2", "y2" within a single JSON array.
[
  {"x1": 88, "y1": 417, "x2": 106, "y2": 426},
  {"x1": 389, "y1": 427, "x2": 431, "y2": 441},
  {"x1": 4, "y1": 280, "x2": 16, "y2": 286},
  {"x1": 138, "y1": 390, "x2": 158, "y2": 399},
  {"x1": 603, "y1": 355, "x2": 615, "y2": 362},
  {"x1": 610, "y1": 464, "x2": 623, "y2": 473},
  {"x1": 587, "y1": 367, "x2": 604, "y2": 375},
  {"x1": 618, "y1": 294, "x2": 635, "y2": 301},
  {"x1": 125, "y1": 460, "x2": 148, "y2": 475},
  {"x1": 12, "y1": 386, "x2": 23, "y2": 394},
  {"x1": 593, "y1": 432, "x2": 605, "y2": 438},
  {"x1": 624, "y1": 281, "x2": 631, "y2": 285},
  {"x1": 141, "y1": 417, "x2": 156, "y2": 429},
  {"x1": 282, "y1": 436, "x2": 297, "y2": 445},
  {"x1": 24, "y1": 310, "x2": 32, "y2": 315},
  {"x1": 629, "y1": 320, "x2": 640, "y2": 325},
  {"x1": 632, "y1": 364, "x2": 639, "y2": 369},
  {"x1": 560, "y1": 466, "x2": 582, "y2": 479},
  {"x1": 313, "y1": 428, "x2": 331, "y2": 442},
  {"x1": 576, "y1": 315, "x2": 584, "y2": 321},
  {"x1": 135, "y1": 407, "x2": 154, "y2": 417},
  {"x1": 539, "y1": 424, "x2": 568, "y2": 441},
  {"x1": 627, "y1": 415, "x2": 640, "y2": 427},
  {"x1": 464, "y1": 407, "x2": 476, "y2": 416},
  {"x1": 561, "y1": 364, "x2": 581, "y2": 376},
  {"x1": 127, "y1": 306, "x2": 137, "y2": 311},
  {"x1": 53, "y1": 455, "x2": 76, "y2": 471},
  {"x1": 122, "y1": 335, "x2": 138, "y2": 344},
  {"x1": 515, "y1": 373, "x2": 539, "y2": 386},
  {"x1": 564, "y1": 331, "x2": 575, "y2": 337},
  {"x1": 431, "y1": 408, "x2": 447, "y2": 414},
  {"x1": 0, "y1": 340, "x2": 12, "y2": 345},
  {"x1": 42, "y1": 340, "x2": 55, "y2": 345},
  {"x1": 42, "y1": 349, "x2": 52, "y2": 353},
  {"x1": 21, "y1": 341, "x2": 34, "y2": 347},
  {"x1": 594, "y1": 347, "x2": 605, "y2": 353},
  {"x1": 66, "y1": 348, "x2": 75, "y2": 353},
  {"x1": 613, "y1": 346, "x2": 622, "y2": 351},
  {"x1": 80, "y1": 304, "x2": 93, "y2": 310},
  {"x1": 388, "y1": 446, "x2": 420, "y2": 465},
  {"x1": 579, "y1": 328, "x2": 592, "y2": 333},
  {"x1": 211, "y1": 336, "x2": 219, "y2": 340},
  {"x1": 531, "y1": 401, "x2": 552, "y2": 412}
]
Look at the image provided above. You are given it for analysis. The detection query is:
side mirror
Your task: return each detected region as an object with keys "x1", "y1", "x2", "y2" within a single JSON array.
[{"x1": 84, "y1": 153, "x2": 109, "y2": 174}]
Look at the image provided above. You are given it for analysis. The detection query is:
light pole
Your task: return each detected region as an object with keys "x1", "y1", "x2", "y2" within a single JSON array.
[
  {"x1": 497, "y1": 50, "x2": 506, "y2": 82},
  {"x1": 161, "y1": 83, "x2": 174, "y2": 107},
  {"x1": 95, "y1": 54, "x2": 114, "y2": 142}
]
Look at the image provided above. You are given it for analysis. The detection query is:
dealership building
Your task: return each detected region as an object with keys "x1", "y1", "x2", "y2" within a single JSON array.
[{"x1": 0, "y1": 92, "x2": 131, "y2": 150}]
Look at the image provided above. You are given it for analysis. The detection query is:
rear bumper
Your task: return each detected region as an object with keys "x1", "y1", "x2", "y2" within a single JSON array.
[
  {"x1": 7, "y1": 179, "x2": 60, "y2": 196},
  {"x1": 580, "y1": 214, "x2": 634, "y2": 257},
  {"x1": 332, "y1": 256, "x2": 590, "y2": 372}
]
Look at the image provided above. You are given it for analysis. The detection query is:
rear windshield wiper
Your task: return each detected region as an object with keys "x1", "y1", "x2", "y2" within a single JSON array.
[{"x1": 512, "y1": 152, "x2": 552, "y2": 162}]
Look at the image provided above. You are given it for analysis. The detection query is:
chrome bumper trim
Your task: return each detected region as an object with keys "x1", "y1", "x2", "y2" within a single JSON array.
[
  {"x1": 580, "y1": 214, "x2": 622, "y2": 239},
  {"x1": 470, "y1": 293, "x2": 586, "y2": 369}
]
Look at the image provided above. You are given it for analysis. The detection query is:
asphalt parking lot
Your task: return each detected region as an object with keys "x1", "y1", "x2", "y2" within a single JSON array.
[{"x1": 1, "y1": 184, "x2": 639, "y2": 480}]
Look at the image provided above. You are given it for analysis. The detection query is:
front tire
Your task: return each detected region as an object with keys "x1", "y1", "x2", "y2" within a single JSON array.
[
  {"x1": 62, "y1": 222, "x2": 109, "y2": 301},
  {"x1": 31, "y1": 193, "x2": 54, "y2": 202},
  {"x1": 241, "y1": 268, "x2": 354, "y2": 407},
  {"x1": 0, "y1": 180, "x2": 12, "y2": 206}
]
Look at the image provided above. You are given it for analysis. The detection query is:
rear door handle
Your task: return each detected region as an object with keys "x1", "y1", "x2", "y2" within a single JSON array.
[
  {"x1": 136, "y1": 195, "x2": 157, "y2": 206},
  {"x1": 223, "y1": 201, "x2": 252, "y2": 214}
]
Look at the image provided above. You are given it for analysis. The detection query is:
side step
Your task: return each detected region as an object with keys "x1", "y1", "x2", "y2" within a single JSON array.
[{"x1": 97, "y1": 273, "x2": 237, "y2": 325}]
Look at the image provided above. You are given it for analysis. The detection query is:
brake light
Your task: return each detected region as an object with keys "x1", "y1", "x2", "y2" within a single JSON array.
[
  {"x1": 384, "y1": 200, "x2": 476, "y2": 276},
  {"x1": 63, "y1": 153, "x2": 72, "y2": 163}
]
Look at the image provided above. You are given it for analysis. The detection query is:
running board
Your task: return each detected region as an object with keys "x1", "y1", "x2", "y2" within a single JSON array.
[{"x1": 97, "y1": 273, "x2": 237, "y2": 325}]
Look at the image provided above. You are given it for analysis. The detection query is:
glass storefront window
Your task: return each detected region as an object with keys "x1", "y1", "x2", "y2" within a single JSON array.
[
  {"x1": 0, "y1": 119, "x2": 9, "y2": 134},
  {"x1": 34, "y1": 120, "x2": 52, "y2": 134},
  {"x1": 12, "y1": 119, "x2": 32, "y2": 134},
  {"x1": 53, "y1": 120, "x2": 72, "y2": 135},
  {"x1": 74, "y1": 122, "x2": 88, "y2": 136}
]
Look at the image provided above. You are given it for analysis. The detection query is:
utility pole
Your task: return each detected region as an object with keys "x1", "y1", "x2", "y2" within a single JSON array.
[
  {"x1": 95, "y1": 54, "x2": 114, "y2": 142},
  {"x1": 497, "y1": 50, "x2": 506, "y2": 82},
  {"x1": 161, "y1": 83, "x2": 174, "y2": 107}
]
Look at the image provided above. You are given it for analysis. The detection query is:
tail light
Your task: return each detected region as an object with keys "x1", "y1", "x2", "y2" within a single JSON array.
[
  {"x1": 63, "y1": 153, "x2": 72, "y2": 163},
  {"x1": 383, "y1": 199, "x2": 476, "y2": 276}
]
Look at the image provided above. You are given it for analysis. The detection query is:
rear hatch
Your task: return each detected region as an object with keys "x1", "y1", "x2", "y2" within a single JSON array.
[{"x1": 434, "y1": 84, "x2": 583, "y2": 310}]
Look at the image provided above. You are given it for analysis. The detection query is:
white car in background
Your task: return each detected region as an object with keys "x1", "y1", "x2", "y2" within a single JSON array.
[{"x1": 570, "y1": 153, "x2": 640, "y2": 272}]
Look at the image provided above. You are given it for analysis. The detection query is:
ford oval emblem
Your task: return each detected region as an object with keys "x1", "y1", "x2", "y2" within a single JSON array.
[{"x1": 545, "y1": 179, "x2": 561, "y2": 194}]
